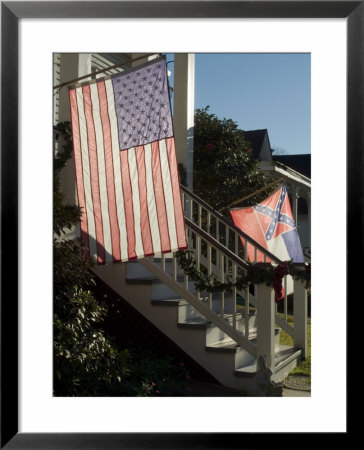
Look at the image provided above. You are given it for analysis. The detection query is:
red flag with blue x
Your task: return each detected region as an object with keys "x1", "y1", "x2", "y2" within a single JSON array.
[{"x1": 230, "y1": 185, "x2": 304, "y2": 263}]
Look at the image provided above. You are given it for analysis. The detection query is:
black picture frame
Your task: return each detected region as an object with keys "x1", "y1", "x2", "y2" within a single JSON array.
[{"x1": 1, "y1": 1, "x2": 355, "y2": 448}]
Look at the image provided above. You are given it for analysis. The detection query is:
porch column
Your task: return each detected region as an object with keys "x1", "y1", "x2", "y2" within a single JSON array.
[
  {"x1": 56, "y1": 54, "x2": 92, "y2": 232},
  {"x1": 292, "y1": 187, "x2": 299, "y2": 225},
  {"x1": 173, "y1": 53, "x2": 195, "y2": 190},
  {"x1": 56, "y1": 54, "x2": 92, "y2": 209},
  {"x1": 293, "y1": 277, "x2": 308, "y2": 359},
  {"x1": 256, "y1": 283, "x2": 275, "y2": 369}
]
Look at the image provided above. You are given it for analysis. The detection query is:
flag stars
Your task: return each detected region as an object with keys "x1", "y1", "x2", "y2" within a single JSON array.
[{"x1": 112, "y1": 60, "x2": 172, "y2": 148}]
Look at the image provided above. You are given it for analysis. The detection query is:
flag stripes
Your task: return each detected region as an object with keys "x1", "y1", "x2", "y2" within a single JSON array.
[{"x1": 68, "y1": 72, "x2": 187, "y2": 264}]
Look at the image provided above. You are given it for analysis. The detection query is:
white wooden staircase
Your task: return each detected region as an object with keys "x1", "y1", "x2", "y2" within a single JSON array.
[{"x1": 93, "y1": 185, "x2": 308, "y2": 394}]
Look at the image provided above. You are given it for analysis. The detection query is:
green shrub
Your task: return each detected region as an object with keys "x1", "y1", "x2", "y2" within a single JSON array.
[{"x1": 193, "y1": 107, "x2": 275, "y2": 213}]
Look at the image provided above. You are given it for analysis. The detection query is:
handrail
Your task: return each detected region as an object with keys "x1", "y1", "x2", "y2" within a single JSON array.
[
  {"x1": 180, "y1": 184, "x2": 282, "y2": 264},
  {"x1": 185, "y1": 217, "x2": 250, "y2": 270}
]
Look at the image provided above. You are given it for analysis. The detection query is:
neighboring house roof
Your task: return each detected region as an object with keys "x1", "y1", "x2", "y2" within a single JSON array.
[
  {"x1": 243, "y1": 129, "x2": 270, "y2": 159},
  {"x1": 272, "y1": 154, "x2": 311, "y2": 178}
]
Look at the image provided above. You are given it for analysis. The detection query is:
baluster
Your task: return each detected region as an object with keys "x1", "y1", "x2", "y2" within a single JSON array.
[
  {"x1": 225, "y1": 226, "x2": 229, "y2": 250},
  {"x1": 184, "y1": 269, "x2": 189, "y2": 291},
  {"x1": 196, "y1": 209, "x2": 201, "y2": 300},
  {"x1": 244, "y1": 238, "x2": 248, "y2": 261},
  {"x1": 172, "y1": 251, "x2": 177, "y2": 281},
  {"x1": 234, "y1": 232, "x2": 238, "y2": 257},
  {"x1": 254, "y1": 247, "x2": 258, "y2": 263},
  {"x1": 184, "y1": 228, "x2": 189, "y2": 291},
  {"x1": 220, "y1": 253, "x2": 225, "y2": 319},
  {"x1": 245, "y1": 285, "x2": 250, "y2": 338},
  {"x1": 232, "y1": 261, "x2": 237, "y2": 330},
  {"x1": 293, "y1": 277, "x2": 308, "y2": 359},
  {"x1": 207, "y1": 211, "x2": 211, "y2": 236},
  {"x1": 198, "y1": 205, "x2": 202, "y2": 228},
  {"x1": 284, "y1": 275, "x2": 288, "y2": 323},
  {"x1": 207, "y1": 242, "x2": 212, "y2": 310},
  {"x1": 161, "y1": 253, "x2": 166, "y2": 272}
]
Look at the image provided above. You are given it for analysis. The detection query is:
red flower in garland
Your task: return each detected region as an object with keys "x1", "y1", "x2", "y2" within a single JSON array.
[{"x1": 206, "y1": 143, "x2": 213, "y2": 150}]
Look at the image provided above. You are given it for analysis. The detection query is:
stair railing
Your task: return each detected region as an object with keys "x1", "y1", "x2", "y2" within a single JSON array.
[
  {"x1": 140, "y1": 185, "x2": 308, "y2": 370},
  {"x1": 180, "y1": 185, "x2": 307, "y2": 348},
  {"x1": 180, "y1": 185, "x2": 282, "y2": 265}
]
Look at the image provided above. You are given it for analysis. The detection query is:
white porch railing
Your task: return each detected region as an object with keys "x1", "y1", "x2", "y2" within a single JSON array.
[{"x1": 140, "y1": 185, "x2": 308, "y2": 373}]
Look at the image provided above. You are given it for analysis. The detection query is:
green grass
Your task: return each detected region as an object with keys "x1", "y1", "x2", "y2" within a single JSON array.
[{"x1": 278, "y1": 313, "x2": 311, "y2": 380}]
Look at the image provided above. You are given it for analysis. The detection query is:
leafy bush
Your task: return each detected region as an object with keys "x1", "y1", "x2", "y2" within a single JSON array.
[
  {"x1": 193, "y1": 107, "x2": 275, "y2": 213},
  {"x1": 116, "y1": 352, "x2": 190, "y2": 397}
]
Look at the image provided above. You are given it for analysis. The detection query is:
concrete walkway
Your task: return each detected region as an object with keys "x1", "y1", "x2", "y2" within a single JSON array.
[{"x1": 282, "y1": 388, "x2": 311, "y2": 397}]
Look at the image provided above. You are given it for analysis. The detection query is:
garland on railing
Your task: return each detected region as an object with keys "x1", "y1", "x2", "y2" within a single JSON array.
[{"x1": 175, "y1": 250, "x2": 311, "y2": 303}]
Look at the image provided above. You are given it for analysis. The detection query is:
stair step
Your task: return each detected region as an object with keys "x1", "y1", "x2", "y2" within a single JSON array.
[
  {"x1": 235, "y1": 360, "x2": 257, "y2": 376},
  {"x1": 206, "y1": 339, "x2": 239, "y2": 353},
  {"x1": 178, "y1": 317, "x2": 210, "y2": 328},
  {"x1": 205, "y1": 324, "x2": 281, "y2": 352},
  {"x1": 234, "y1": 345, "x2": 301, "y2": 377},
  {"x1": 151, "y1": 298, "x2": 188, "y2": 306},
  {"x1": 274, "y1": 346, "x2": 302, "y2": 371},
  {"x1": 126, "y1": 259, "x2": 183, "y2": 282},
  {"x1": 178, "y1": 311, "x2": 246, "y2": 327}
]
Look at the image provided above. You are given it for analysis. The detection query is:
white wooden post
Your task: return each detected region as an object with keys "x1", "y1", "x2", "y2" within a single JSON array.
[
  {"x1": 293, "y1": 278, "x2": 308, "y2": 359},
  {"x1": 256, "y1": 283, "x2": 275, "y2": 369},
  {"x1": 293, "y1": 188, "x2": 299, "y2": 226},
  {"x1": 173, "y1": 53, "x2": 195, "y2": 190},
  {"x1": 55, "y1": 53, "x2": 90, "y2": 238}
]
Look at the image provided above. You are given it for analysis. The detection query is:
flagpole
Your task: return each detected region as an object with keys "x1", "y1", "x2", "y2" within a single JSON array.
[
  {"x1": 53, "y1": 53, "x2": 160, "y2": 90},
  {"x1": 219, "y1": 177, "x2": 286, "y2": 213}
]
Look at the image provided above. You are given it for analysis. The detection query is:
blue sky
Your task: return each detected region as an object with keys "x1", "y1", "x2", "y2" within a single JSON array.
[{"x1": 168, "y1": 53, "x2": 311, "y2": 155}]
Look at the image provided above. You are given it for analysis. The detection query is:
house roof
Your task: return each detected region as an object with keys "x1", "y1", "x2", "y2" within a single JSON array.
[
  {"x1": 272, "y1": 154, "x2": 311, "y2": 178},
  {"x1": 243, "y1": 129, "x2": 269, "y2": 159}
]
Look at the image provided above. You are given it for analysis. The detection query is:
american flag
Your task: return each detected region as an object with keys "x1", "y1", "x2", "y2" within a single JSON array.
[
  {"x1": 230, "y1": 185, "x2": 304, "y2": 264},
  {"x1": 68, "y1": 57, "x2": 187, "y2": 264}
]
